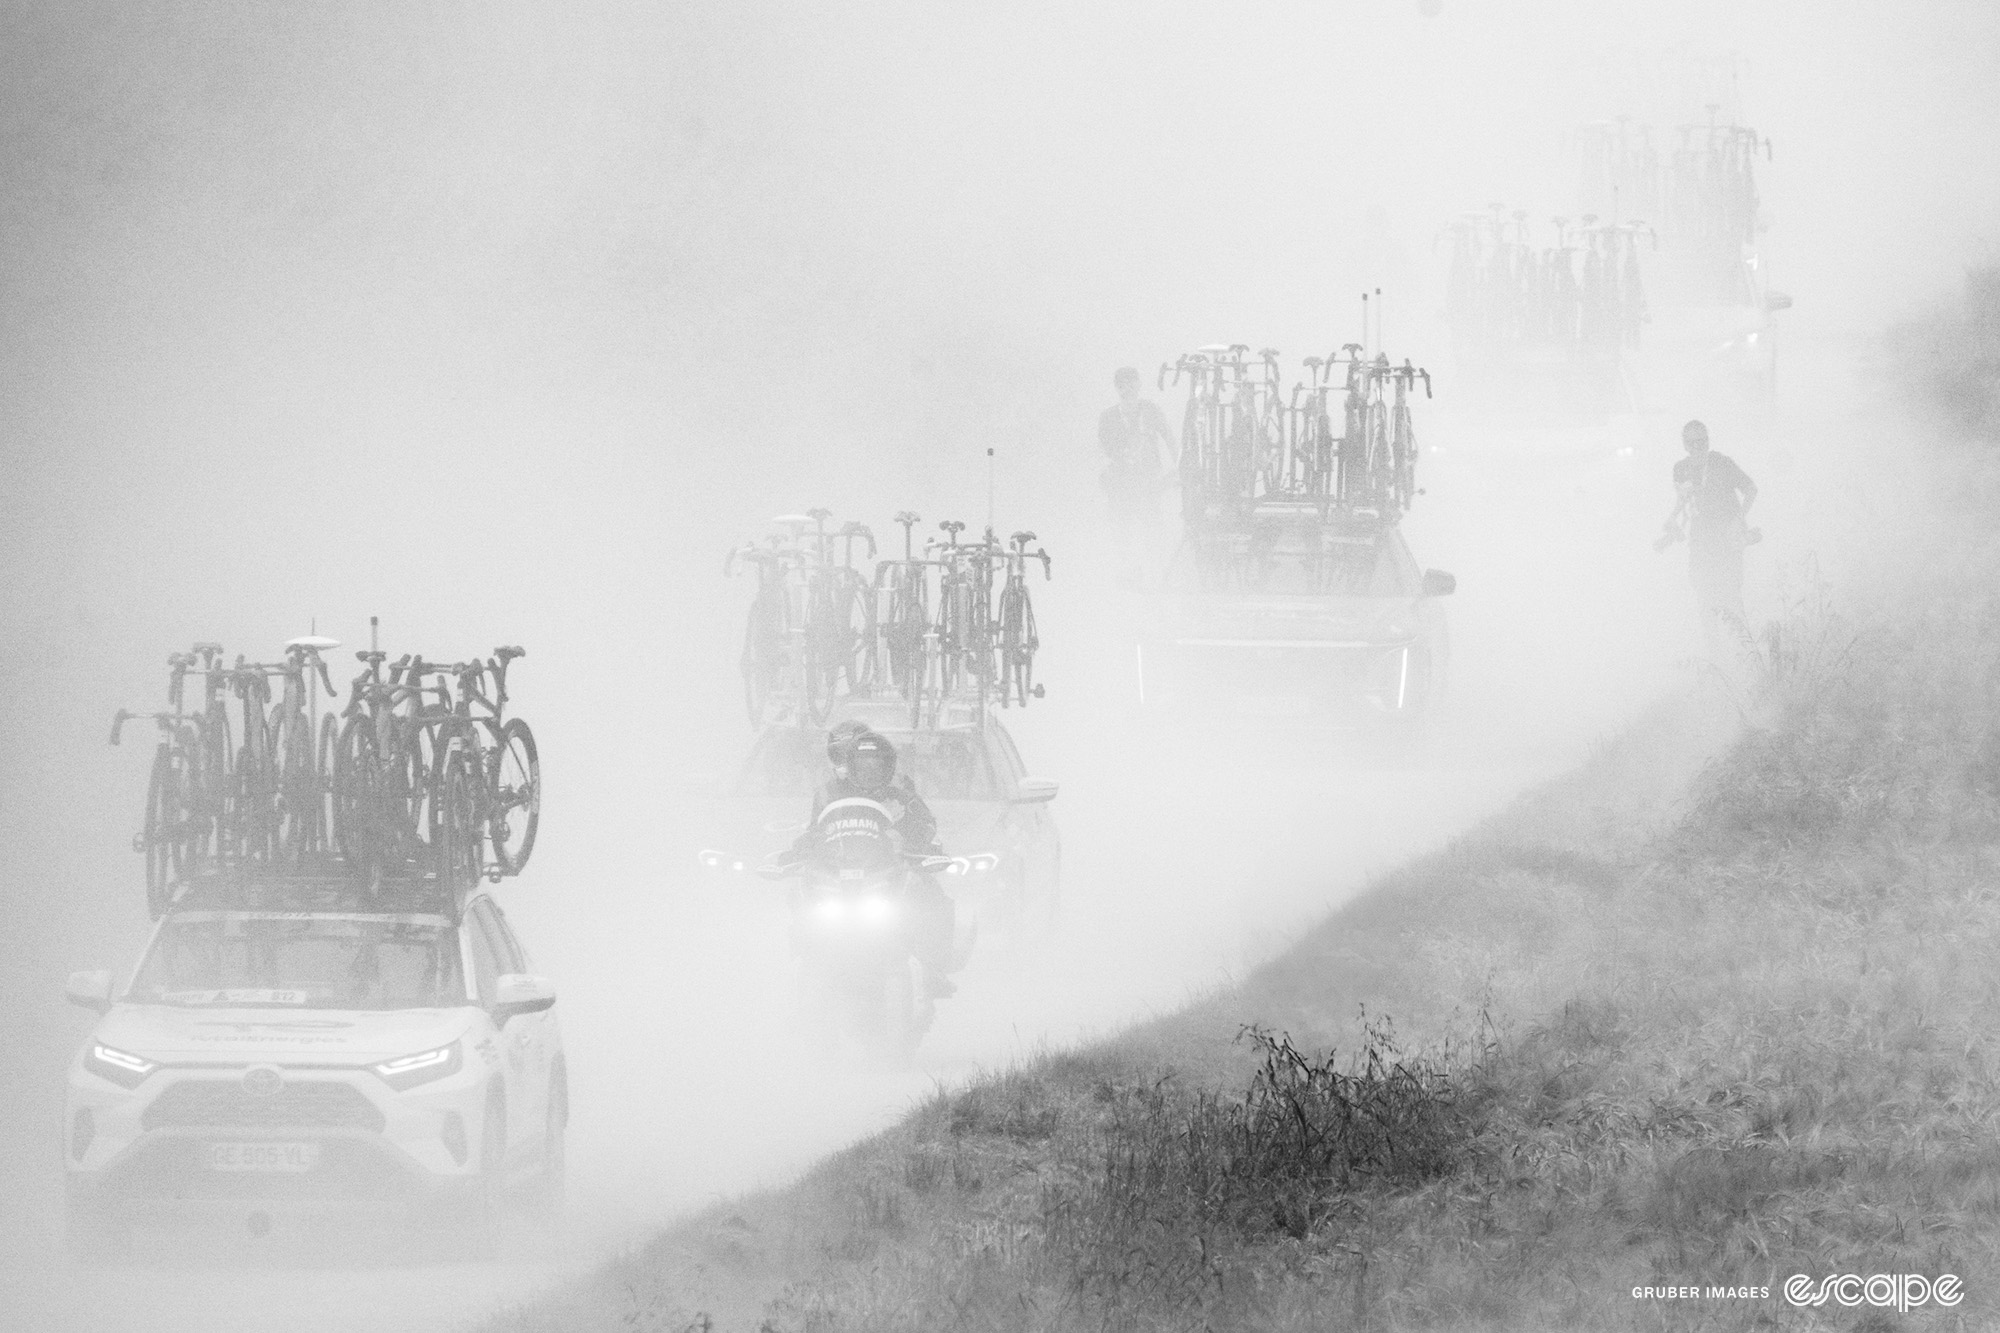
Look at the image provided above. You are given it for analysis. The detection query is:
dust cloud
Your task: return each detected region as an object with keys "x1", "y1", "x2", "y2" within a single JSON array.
[{"x1": 1, "y1": 2, "x2": 1994, "y2": 1329}]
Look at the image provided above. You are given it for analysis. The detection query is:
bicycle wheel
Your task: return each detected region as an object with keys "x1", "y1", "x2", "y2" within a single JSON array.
[
  {"x1": 316, "y1": 712, "x2": 338, "y2": 856},
  {"x1": 1179, "y1": 397, "x2": 1207, "y2": 521},
  {"x1": 270, "y1": 708, "x2": 314, "y2": 866},
  {"x1": 1392, "y1": 404, "x2": 1417, "y2": 512},
  {"x1": 435, "y1": 744, "x2": 481, "y2": 887},
  {"x1": 740, "y1": 592, "x2": 784, "y2": 727},
  {"x1": 234, "y1": 739, "x2": 273, "y2": 866},
  {"x1": 333, "y1": 714, "x2": 382, "y2": 867},
  {"x1": 195, "y1": 702, "x2": 232, "y2": 864},
  {"x1": 887, "y1": 574, "x2": 928, "y2": 699},
  {"x1": 997, "y1": 588, "x2": 1026, "y2": 708},
  {"x1": 485, "y1": 718, "x2": 540, "y2": 874},
  {"x1": 800, "y1": 638, "x2": 833, "y2": 726},
  {"x1": 401, "y1": 724, "x2": 446, "y2": 858},
  {"x1": 933, "y1": 586, "x2": 961, "y2": 703},
  {"x1": 1015, "y1": 595, "x2": 1040, "y2": 706},
  {"x1": 835, "y1": 573, "x2": 876, "y2": 695},
  {"x1": 1364, "y1": 400, "x2": 1392, "y2": 506},
  {"x1": 143, "y1": 744, "x2": 184, "y2": 916}
]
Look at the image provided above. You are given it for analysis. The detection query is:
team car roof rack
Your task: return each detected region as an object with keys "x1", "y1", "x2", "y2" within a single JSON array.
[{"x1": 162, "y1": 858, "x2": 466, "y2": 921}]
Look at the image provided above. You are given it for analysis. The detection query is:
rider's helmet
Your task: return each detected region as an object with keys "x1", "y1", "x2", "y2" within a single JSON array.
[
  {"x1": 847, "y1": 730, "x2": 898, "y2": 791},
  {"x1": 826, "y1": 719, "x2": 870, "y2": 771}
]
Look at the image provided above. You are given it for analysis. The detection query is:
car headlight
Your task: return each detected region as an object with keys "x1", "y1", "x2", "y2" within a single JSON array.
[
  {"x1": 373, "y1": 1042, "x2": 462, "y2": 1091},
  {"x1": 84, "y1": 1042, "x2": 158, "y2": 1089}
]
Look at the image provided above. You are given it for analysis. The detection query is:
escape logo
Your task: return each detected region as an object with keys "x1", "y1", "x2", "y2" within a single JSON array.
[{"x1": 1783, "y1": 1274, "x2": 1964, "y2": 1313}]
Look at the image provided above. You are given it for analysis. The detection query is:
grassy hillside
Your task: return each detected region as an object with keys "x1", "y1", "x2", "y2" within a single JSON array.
[{"x1": 488, "y1": 473, "x2": 2000, "y2": 1331}]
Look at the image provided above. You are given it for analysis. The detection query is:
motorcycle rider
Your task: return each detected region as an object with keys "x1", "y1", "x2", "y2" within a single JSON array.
[{"x1": 791, "y1": 726, "x2": 957, "y2": 999}]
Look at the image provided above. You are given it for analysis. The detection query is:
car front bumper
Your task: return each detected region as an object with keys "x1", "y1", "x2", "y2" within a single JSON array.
[{"x1": 65, "y1": 1060, "x2": 494, "y2": 1212}]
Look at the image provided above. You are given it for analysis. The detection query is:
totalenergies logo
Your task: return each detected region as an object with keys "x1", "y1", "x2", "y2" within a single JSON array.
[{"x1": 1783, "y1": 1274, "x2": 1964, "y2": 1312}]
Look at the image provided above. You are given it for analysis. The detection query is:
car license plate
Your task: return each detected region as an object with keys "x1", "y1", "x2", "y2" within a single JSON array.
[{"x1": 208, "y1": 1141, "x2": 319, "y2": 1172}]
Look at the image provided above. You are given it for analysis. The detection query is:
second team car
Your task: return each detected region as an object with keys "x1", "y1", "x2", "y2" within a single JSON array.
[
  {"x1": 1137, "y1": 516, "x2": 1453, "y2": 728},
  {"x1": 709, "y1": 699, "x2": 1061, "y2": 948}
]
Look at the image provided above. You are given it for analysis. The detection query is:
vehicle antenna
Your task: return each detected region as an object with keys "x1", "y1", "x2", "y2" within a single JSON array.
[
  {"x1": 1360, "y1": 291, "x2": 1369, "y2": 356},
  {"x1": 1375, "y1": 287, "x2": 1384, "y2": 353},
  {"x1": 986, "y1": 447, "x2": 995, "y2": 534}
]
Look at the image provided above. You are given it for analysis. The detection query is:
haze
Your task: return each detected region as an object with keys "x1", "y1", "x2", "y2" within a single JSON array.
[{"x1": 2, "y1": 2, "x2": 1995, "y2": 1329}]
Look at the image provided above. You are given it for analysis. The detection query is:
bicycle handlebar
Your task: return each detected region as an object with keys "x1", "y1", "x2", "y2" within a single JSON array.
[{"x1": 837, "y1": 522, "x2": 877, "y2": 561}]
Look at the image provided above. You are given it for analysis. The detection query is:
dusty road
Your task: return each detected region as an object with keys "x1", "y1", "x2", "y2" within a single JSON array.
[{"x1": 0, "y1": 361, "x2": 1795, "y2": 1330}]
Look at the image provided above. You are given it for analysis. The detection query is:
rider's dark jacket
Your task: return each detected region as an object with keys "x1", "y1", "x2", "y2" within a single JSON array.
[{"x1": 790, "y1": 773, "x2": 940, "y2": 860}]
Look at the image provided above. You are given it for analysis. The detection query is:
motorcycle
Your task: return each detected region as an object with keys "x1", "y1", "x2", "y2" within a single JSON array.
[{"x1": 700, "y1": 798, "x2": 994, "y2": 1062}]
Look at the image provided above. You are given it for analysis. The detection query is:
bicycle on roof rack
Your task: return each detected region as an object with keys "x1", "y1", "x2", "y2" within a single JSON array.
[
  {"x1": 996, "y1": 531, "x2": 1051, "y2": 709},
  {"x1": 111, "y1": 643, "x2": 232, "y2": 915},
  {"x1": 874, "y1": 511, "x2": 932, "y2": 709},
  {"x1": 427, "y1": 647, "x2": 541, "y2": 886},
  {"x1": 727, "y1": 536, "x2": 805, "y2": 728},
  {"x1": 224, "y1": 638, "x2": 340, "y2": 868},
  {"x1": 1156, "y1": 344, "x2": 1436, "y2": 594},
  {"x1": 1164, "y1": 344, "x2": 1284, "y2": 528},
  {"x1": 807, "y1": 510, "x2": 879, "y2": 706},
  {"x1": 117, "y1": 628, "x2": 538, "y2": 911},
  {"x1": 729, "y1": 506, "x2": 1058, "y2": 731},
  {"x1": 728, "y1": 509, "x2": 877, "y2": 729},
  {"x1": 335, "y1": 648, "x2": 447, "y2": 875}
]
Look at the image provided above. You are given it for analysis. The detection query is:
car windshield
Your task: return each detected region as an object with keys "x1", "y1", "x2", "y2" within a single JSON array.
[
  {"x1": 735, "y1": 727, "x2": 1000, "y2": 800},
  {"x1": 127, "y1": 913, "x2": 465, "y2": 1010},
  {"x1": 1318, "y1": 538, "x2": 1417, "y2": 596}
]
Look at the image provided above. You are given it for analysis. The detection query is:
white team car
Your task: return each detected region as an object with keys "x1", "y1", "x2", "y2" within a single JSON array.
[{"x1": 61, "y1": 877, "x2": 564, "y2": 1260}]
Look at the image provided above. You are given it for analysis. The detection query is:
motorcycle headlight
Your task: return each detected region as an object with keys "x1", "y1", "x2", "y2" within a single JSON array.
[
  {"x1": 84, "y1": 1042, "x2": 157, "y2": 1089},
  {"x1": 856, "y1": 894, "x2": 896, "y2": 923},
  {"x1": 373, "y1": 1041, "x2": 462, "y2": 1091}
]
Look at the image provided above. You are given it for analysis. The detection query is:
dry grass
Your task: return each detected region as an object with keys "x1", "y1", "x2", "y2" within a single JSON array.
[{"x1": 483, "y1": 508, "x2": 2000, "y2": 1332}]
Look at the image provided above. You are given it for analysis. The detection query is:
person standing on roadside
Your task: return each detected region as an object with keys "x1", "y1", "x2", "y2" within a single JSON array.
[
  {"x1": 1098, "y1": 367, "x2": 1178, "y2": 585},
  {"x1": 1656, "y1": 418, "x2": 1760, "y2": 646}
]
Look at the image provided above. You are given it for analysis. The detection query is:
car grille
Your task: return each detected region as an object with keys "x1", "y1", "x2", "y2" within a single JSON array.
[{"x1": 142, "y1": 1078, "x2": 385, "y2": 1133}]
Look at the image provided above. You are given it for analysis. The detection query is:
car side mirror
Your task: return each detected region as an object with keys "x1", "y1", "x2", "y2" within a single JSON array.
[
  {"x1": 1012, "y1": 777, "x2": 1059, "y2": 805},
  {"x1": 1764, "y1": 290, "x2": 1792, "y2": 313},
  {"x1": 1422, "y1": 569, "x2": 1457, "y2": 597},
  {"x1": 66, "y1": 970, "x2": 113, "y2": 1013},
  {"x1": 492, "y1": 973, "x2": 556, "y2": 1025}
]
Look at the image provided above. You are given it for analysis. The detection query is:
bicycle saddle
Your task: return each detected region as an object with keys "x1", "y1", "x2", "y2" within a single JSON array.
[{"x1": 285, "y1": 635, "x2": 341, "y2": 651}]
